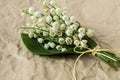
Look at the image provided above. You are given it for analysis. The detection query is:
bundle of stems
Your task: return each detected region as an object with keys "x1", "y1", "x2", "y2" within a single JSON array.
[{"x1": 84, "y1": 36, "x2": 120, "y2": 70}]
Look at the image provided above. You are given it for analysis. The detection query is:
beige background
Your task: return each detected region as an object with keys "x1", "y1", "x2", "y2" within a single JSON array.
[{"x1": 0, "y1": 0, "x2": 120, "y2": 80}]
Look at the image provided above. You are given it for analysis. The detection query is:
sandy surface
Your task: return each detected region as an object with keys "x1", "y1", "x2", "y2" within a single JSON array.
[{"x1": 0, "y1": 0, "x2": 120, "y2": 80}]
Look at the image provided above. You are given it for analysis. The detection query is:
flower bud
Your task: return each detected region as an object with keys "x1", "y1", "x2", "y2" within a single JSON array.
[
  {"x1": 37, "y1": 38, "x2": 44, "y2": 43},
  {"x1": 38, "y1": 17, "x2": 45, "y2": 23},
  {"x1": 31, "y1": 16, "x2": 36, "y2": 20},
  {"x1": 46, "y1": 15, "x2": 52, "y2": 23},
  {"x1": 44, "y1": 44, "x2": 49, "y2": 49},
  {"x1": 56, "y1": 8, "x2": 62, "y2": 15},
  {"x1": 70, "y1": 16, "x2": 75, "y2": 22},
  {"x1": 86, "y1": 29, "x2": 94, "y2": 37},
  {"x1": 62, "y1": 7, "x2": 68, "y2": 15},
  {"x1": 61, "y1": 48, "x2": 67, "y2": 52},
  {"x1": 28, "y1": 32, "x2": 34, "y2": 38},
  {"x1": 53, "y1": 15, "x2": 59, "y2": 21},
  {"x1": 50, "y1": 8, "x2": 55, "y2": 15},
  {"x1": 65, "y1": 20, "x2": 71, "y2": 25},
  {"x1": 36, "y1": 30, "x2": 41, "y2": 33},
  {"x1": 50, "y1": 0, "x2": 56, "y2": 6},
  {"x1": 21, "y1": 12, "x2": 25, "y2": 16},
  {"x1": 49, "y1": 42, "x2": 56, "y2": 48},
  {"x1": 28, "y1": 7, "x2": 34, "y2": 14},
  {"x1": 33, "y1": 34, "x2": 37, "y2": 38},
  {"x1": 60, "y1": 24, "x2": 66, "y2": 30},
  {"x1": 62, "y1": 15, "x2": 69, "y2": 21},
  {"x1": 34, "y1": 11, "x2": 40, "y2": 17},
  {"x1": 43, "y1": 0, "x2": 49, "y2": 6},
  {"x1": 43, "y1": 32, "x2": 48, "y2": 36},
  {"x1": 52, "y1": 22, "x2": 60, "y2": 32}
]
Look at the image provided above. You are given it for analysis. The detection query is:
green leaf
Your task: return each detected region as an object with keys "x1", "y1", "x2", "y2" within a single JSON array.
[{"x1": 21, "y1": 34, "x2": 75, "y2": 55}]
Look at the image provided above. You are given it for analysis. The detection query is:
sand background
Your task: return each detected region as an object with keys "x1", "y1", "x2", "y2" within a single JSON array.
[{"x1": 0, "y1": 0, "x2": 120, "y2": 80}]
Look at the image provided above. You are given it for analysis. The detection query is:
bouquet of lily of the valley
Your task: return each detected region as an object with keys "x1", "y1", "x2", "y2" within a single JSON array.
[{"x1": 19, "y1": 0, "x2": 120, "y2": 71}]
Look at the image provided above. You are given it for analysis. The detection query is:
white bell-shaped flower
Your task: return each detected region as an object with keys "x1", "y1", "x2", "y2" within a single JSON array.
[
  {"x1": 62, "y1": 15, "x2": 69, "y2": 21},
  {"x1": 49, "y1": 30, "x2": 56, "y2": 37},
  {"x1": 66, "y1": 29, "x2": 73, "y2": 36},
  {"x1": 78, "y1": 28, "x2": 86, "y2": 33},
  {"x1": 31, "y1": 16, "x2": 36, "y2": 20},
  {"x1": 33, "y1": 34, "x2": 37, "y2": 38},
  {"x1": 56, "y1": 31, "x2": 62, "y2": 36},
  {"x1": 62, "y1": 7, "x2": 68, "y2": 15},
  {"x1": 61, "y1": 48, "x2": 67, "y2": 52},
  {"x1": 74, "y1": 40, "x2": 80, "y2": 46},
  {"x1": 73, "y1": 34, "x2": 79, "y2": 40},
  {"x1": 28, "y1": 32, "x2": 34, "y2": 38},
  {"x1": 70, "y1": 16, "x2": 75, "y2": 22},
  {"x1": 78, "y1": 33, "x2": 85, "y2": 40},
  {"x1": 70, "y1": 24, "x2": 78, "y2": 31},
  {"x1": 49, "y1": 42, "x2": 56, "y2": 48},
  {"x1": 43, "y1": 32, "x2": 48, "y2": 36},
  {"x1": 81, "y1": 40, "x2": 88, "y2": 47},
  {"x1": 86, "y1": 29, "x2": 94, "y2": 37},
  {"x1": 38, "y1": 17, "x2": 45, "y2": 23},
  {"x1": 60, "y1": 24, "x2": 66, "y2": 30},
  {"x1": 53, "y1": 15, "x2": 59, "y2": 21},
  {"x1": 44, "y1": 43, "x2": 49, "y2": 49},
  {"x1": 50, "y1": 0, "x2": 56, "y2": 6},
  {"x1": 46, "y1": 15, "x2": 52, "y2": 23},
  {"x1": 37, "y1": 38, "x2": 44, "y2": 43},
  {"x1": 65, "y1": 37, "x2": 72, "y2": 45},
  {"x1": 33, "y1": 11, "x2": 40, "y2": 17},
  {"x1": 21, "y1": 12, "x2": 25, "y2": 16},
  {"x1": 55, "y1": 8, "x2": 62, "y2": 15},
  {"x1": 52, "y1": 22, "x2": 60, "y2": 32},
  {"x1": 43, "y1": 0, "x2": 49, "y2": 6},
  {"x1": 59, "y1": 38, "x2": 65, "y2": 44},
  {"x1": 50, "y1": 8, "x2": 55, "y2": 15},
  {"x1": 56, "y1": 45, "x2": 62, "y2": 50},
  {"x1": 28, "y1": 7, "x2": 34, "y2": 14},
  {"x1": 65, "y1": 20, "x2": 71, "y2": 25}
]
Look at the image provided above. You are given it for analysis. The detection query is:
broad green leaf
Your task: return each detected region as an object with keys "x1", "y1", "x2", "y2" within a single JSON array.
[{"x1": 21, "y1": 34, "x2": 75, "y2": 55}]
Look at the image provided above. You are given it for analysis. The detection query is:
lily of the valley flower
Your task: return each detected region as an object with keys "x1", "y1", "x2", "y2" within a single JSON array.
[
  {"x1": 37, "y1": 38, "x2": 44, "y2": 43},
  {"x1": 81, "y1": 40, "x2": 88, "y2": 47},
  {"x1": 56, "y1": 45, "x2": 62, "y2": 50},
  {"x1": 78, "y1": 28, "x2": 86, "y2": 33},
  {"x1": 65, "y1": 37, "x2": 72, "y2": 45},
  {"x1": 59, "y1": 38, "x2": 65, "y2": 44},
  {"x1": 44, "y1": 43, "x2": 49, "y2": 49},
  {"x1": 61, "y1": 48, "x2": 67, "y2": 52},
  {"x1": 86, "y1": 29, "x2": 94, "y2": 37},
  {"x1": 49, "y1": 42, "x2": 56, "y2": 48},
  {"x1": 28, "y1": 7, "x2": 35, "y2": 14},
  {"x1": 78, "y1": 33, "x2": 85, "y2": 40},
  {"x1": 74, "y1": 40, "x2": 80, "y2": 46}
]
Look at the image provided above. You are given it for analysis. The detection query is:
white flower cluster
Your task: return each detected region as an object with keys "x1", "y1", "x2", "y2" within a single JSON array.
[{"x1": 20, "y1": 0, "x2": 94, "y2": 52}]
